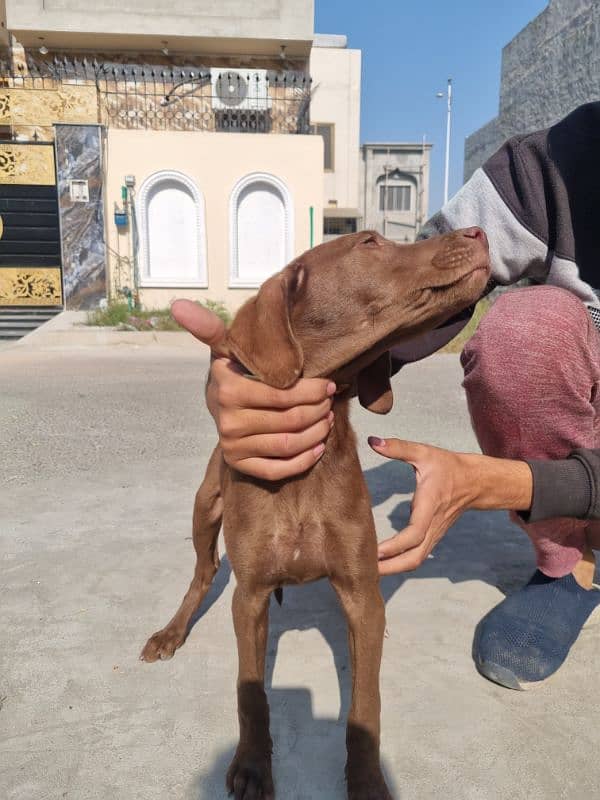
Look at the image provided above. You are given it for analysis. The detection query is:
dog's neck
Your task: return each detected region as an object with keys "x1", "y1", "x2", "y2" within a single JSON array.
[{"x1": 320, "y1": 396, "x2": 356, "y2": 464}]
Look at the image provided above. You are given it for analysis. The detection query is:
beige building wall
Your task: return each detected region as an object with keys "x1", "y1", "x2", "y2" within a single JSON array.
[
  {"x1": 3, "y1": 0, "x2": 314, "y2": 55},
  {"x1": 105, "y1": 129, "x2": 323, "y2": 312},
  {"x1": 310, "y1": 39, "x2": 361, "y2": 212}
]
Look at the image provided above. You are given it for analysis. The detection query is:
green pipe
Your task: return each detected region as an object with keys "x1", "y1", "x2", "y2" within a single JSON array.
[{"x1": 309, "y1": 205, "x2": 314, "y2": 248}]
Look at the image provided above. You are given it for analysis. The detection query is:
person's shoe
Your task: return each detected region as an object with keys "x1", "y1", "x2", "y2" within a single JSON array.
[{"x1": 473, "y1": 570, "x2": 600, "y2": 690}]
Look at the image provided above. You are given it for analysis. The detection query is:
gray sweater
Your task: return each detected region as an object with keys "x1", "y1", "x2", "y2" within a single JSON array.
[{"x1": 394, "y1": 102, "x2": 600, "y2": 523}]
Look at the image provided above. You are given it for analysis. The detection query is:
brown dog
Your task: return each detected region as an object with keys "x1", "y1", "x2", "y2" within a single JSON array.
[{"x1": 141, "y1": 228, "x2": 490, "y2": 799}]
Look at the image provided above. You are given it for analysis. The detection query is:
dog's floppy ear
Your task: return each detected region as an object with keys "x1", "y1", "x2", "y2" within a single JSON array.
[
  {"x1": 226, "y1": 269, "x2": 304, "y2": 389},
  {"x1": 357, "y1": 351, "x2": 394, "y2": 414}
]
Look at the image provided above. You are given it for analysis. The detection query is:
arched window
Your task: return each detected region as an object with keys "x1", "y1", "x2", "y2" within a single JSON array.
[
  {"x1": 229, "y1": 172, "x2": 293, "y2": 287},
  {"x1": 137, "y1": 170, "x2": 207, "y2": 287}
]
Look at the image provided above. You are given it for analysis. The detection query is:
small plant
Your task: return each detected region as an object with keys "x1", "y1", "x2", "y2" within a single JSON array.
[
  {"x1": 86, "y1": 299, "x2": 232, "y2": 330},
  {"x1": 201, "y1": 299, "x2": 232, "y2": 325},
  {"x1": 87, "y1": 302, "x2": 131, "y2": 327}
]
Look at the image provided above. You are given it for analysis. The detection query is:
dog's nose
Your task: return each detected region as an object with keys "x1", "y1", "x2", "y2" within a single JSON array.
[{"x1": 461, "y1": 226, "x2": 488, "y2": 246}]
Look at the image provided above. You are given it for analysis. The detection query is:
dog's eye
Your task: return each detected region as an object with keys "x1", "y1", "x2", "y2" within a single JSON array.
[{"x1": 359, "y1": 234, "x2": 379, "y2": 247}]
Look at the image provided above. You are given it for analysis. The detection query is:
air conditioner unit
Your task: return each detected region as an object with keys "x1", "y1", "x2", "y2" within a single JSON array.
[{"x1": 210, "y1": 69, "x2": 272, "y2": 111}]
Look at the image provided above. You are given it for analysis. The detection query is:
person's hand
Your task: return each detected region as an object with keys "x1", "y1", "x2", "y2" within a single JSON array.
[
  {"x1": 172, "y1": 300, "x2": 336, "y2": 480},
  {"x1": 367, "y1": 437, "x2": 533, "y2": 575}
]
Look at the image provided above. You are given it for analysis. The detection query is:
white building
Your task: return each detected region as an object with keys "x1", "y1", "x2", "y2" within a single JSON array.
[
  {"x1": 0, "y1": 0, "x2": 362, "y2": 313},
  {"x1": 360, "y1": 142, "x2": 432, "y2": 243},
  {"x1": 310, "y1": 34, "x2": 362, "y2": 239}
]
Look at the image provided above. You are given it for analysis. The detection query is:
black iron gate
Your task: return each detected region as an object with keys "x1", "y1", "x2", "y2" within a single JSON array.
[{"x1": 0, "y1": 142, "x2": 62, "y2": 307}]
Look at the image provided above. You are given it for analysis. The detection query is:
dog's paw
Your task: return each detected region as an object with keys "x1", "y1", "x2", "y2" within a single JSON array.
[
  {"x1": 226, "y1": 751, "x2": 274, "y2": 800},
  {"x1": 139, "y1": 626, "x2": 186, "y2": 662},
  {"x1": 347, "y1": 769, "x2": 393, "y2": 800}
]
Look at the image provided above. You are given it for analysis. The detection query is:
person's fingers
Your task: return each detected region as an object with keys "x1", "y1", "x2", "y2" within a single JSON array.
[
  {"x1": 211, "y1": 359, "x2": 335, "y2": 410},
  {"x1": 376, "y1": 523, "x2": 426, "y2": 560},
  {"x1": 224, "y1": 413, "x2": 334, "y2": 460},
  {"x1": 377, "y1": 496, "x2": 435, "y2": 565},
  {"x1": 233, "y1": 445, "x2": 326, "y2": 480},
  {"x1": 368, "y1": 436, "x2": 426, "y2": 465},
  {"x1": 378, "y1": 548, "x2": 429, "y2": 575},
  {"x1": 377, "y1": 498, "x2": 433, "y2": 557},
  {"x1": 171, "y1": 299, "x2": 226, "y2": 353},
  {"x1": 219, "y1": 398, "x2": 333, "y2": 439}
]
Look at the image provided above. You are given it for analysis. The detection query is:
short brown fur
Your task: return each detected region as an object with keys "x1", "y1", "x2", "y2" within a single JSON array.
[{"x1": 141, "y1": 228, "x2": 490, "y2": 799}]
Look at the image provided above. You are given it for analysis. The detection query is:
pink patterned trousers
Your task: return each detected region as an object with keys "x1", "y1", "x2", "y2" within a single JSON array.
[{"x1": 461, "y1": 286, "x2": 600, "y2": 577}]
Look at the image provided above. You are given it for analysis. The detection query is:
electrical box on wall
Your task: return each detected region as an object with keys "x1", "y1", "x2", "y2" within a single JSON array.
[
  {"x1": 69, "y1": 179, "x2": 89, "y2": 203},
  {"x1": 114, "y1": 206, "x2": 128, "y2": 228}
]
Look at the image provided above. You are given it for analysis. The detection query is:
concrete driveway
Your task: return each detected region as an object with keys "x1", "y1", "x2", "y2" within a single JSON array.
[{"x1": 1, "y1": 338, "x2": 598, "y2": 799}]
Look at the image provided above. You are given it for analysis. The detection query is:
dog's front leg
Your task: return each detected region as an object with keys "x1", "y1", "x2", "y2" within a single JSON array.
[
  {"x1": 141, "y1": 446, "x2": 223, "y2": 662},
  {"x1": 332, "y1": 574, "x2": 392, "y2": 800},
  {"x1": 226, "y1": 585, "x2": 275, "y2": 800}
]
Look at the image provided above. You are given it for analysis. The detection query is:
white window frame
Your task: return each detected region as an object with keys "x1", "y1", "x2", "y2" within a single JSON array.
[
  {"x1": 229, "y1": 172, "x2": 294, "y2": 289},
  {"x1": 137, "y1": 169, "x2": 208, "y2": 288},
  {"x1": 379, "y1": 182, "x2": 413, "y2": 213}
]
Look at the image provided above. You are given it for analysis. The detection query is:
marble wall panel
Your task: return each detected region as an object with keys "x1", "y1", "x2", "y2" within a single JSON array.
[{"x1": 55, "y1": 124, "x2": 107, "y2": 309}]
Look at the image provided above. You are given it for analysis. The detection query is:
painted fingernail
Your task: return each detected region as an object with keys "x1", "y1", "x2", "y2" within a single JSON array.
[
  {"x1": 314, "y1": 443, "x2": 326, "y2": 458},
  {"x1": 327, "y1": 410, "x2": 334, "y2": 425},
  {"x1": 326, "y1": 382, "x2": 336, "y2": 396},
  {"x1": 368, "y1": 436, "x2": 386, "y2": 447}
]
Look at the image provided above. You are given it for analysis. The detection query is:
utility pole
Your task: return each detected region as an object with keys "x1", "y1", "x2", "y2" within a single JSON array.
[{"x1": 437, "y1": 78, "x2": 453, "y2": 206}]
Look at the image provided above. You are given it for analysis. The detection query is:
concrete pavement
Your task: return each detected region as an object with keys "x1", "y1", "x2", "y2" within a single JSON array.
[{"x1": 1, "y1": 340, "x2": 599, "y2": 800}]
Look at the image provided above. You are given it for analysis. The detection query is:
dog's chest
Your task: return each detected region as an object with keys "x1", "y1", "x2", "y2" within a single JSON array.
[
  {"x1": 267, "y1": 516, "x2": 331, "y2": 584},
  {"x1": 221, "y1": 417, "x2": 371, "y2": 588},
  {"x1": 222, "y1": 458, "x2": 364, "y2": 586},
  {"x1": 223, "y1": 482, "x2": 333, "y2": 585}
]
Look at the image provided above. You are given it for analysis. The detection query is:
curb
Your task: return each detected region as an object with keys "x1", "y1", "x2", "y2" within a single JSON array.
[{"x1": 10, "y1": 327, "x2": 199, "y2": 350}]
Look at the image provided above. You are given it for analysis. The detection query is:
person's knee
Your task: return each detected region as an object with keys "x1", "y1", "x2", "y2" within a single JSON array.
[{"x1": 461, "y1": 286, "x2": 589, "y2": 400}]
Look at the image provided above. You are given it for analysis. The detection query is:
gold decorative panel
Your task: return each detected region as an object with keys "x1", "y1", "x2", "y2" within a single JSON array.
[
  {"x1": 0, "y1": 144, "x2": 56, "y2": 185},
  {"x1": 0, "y1": 92, "x2": 10, "y2": 124},
  {"x1": 0, "y1": 85, "x2": 98, "y2": 128},
  {"x1": 0, "y1": 268, "x2": 63, "y2": 306}
]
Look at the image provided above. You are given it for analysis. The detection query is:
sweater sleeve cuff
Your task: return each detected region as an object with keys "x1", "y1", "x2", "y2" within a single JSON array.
[{"x1": 520, "y1": 458, "x2": 592, "y2": 524}]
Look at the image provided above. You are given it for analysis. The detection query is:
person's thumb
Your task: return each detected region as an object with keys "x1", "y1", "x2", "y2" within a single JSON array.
[
  {"x1": 171, "y1": 299, "x2": 227, "y2": 355},
  {"x1": 367, "y1": 436, "x2": 424, "y2": 465}
]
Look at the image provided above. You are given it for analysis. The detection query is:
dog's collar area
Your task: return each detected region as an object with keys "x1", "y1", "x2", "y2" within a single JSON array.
[
  {"x1": 240, "y1": 370, "x2": 350, "y2": 396},
  {"x1": 239, "y1": 363, "x2": 350, "y2": 396}
]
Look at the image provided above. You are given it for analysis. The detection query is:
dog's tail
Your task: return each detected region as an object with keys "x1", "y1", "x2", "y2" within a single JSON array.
[{"x1": 274, "y1": 587, "x2": 283, "y2": 606}]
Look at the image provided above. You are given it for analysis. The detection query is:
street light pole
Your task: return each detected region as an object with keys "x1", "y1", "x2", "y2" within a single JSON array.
[
  {"x1": 437, "y1": 77, "x2": 453, "y2": 207},
  {"x1": 444, "y1": 78, "x2": 452, "y2": 206}
]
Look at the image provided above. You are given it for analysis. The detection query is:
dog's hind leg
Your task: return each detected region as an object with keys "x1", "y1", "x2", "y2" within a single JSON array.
[
  {"x1": 140, "y1": 446, "x2": 223, "y2": 662},
  {"x1": 226, "y1": 586, "x2": 275, "y2": 800}
]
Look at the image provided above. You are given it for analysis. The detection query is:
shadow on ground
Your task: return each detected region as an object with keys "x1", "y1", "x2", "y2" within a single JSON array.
[
  {"x1": 188, "y1": 459, "x2": 535, "y2": 798},
  {"x1": 191, "y1": 687, "x2": 401, "y2": 799}
]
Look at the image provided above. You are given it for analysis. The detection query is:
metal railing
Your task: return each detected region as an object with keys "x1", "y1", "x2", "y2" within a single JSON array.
[{"x1": 0, "y1": 59, "x2": 312, "y2": 134}]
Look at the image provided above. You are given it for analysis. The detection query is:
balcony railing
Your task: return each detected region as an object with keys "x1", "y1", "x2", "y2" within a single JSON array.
[{"x1": 0, "y1": 59, "x2": 312, "y2": 135}]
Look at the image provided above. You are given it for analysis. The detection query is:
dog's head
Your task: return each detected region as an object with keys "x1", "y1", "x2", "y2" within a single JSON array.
[{"x1": 226, "y1": 228, "x2": 490, "y2": 413}]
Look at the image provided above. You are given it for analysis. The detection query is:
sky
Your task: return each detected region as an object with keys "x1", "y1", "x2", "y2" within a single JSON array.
[{"x1": 314, "y1": 0, "x2": 549, "y2": 215}]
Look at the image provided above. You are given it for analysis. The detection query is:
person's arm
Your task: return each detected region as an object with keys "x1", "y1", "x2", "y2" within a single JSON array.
[
  {"x1": 525, "y1": 449, "x2": 600, "y2": 523},
  {"x1": 396, "y1": 103, "x2": 600, "y2": 368},
  {"x1": 369, "y1": 437, "x2": 600, "y2": 575},
  {"x1": 422, "y1": 103, "x2": 600, "y2": 307},
  {"x1": 367, "y1": 437, "x2": 533, "y2": 575}
]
